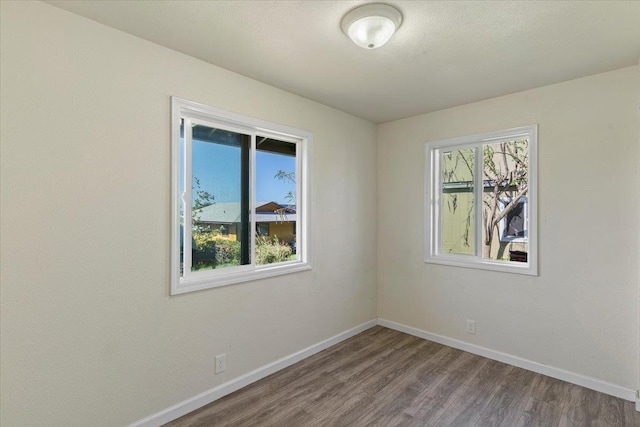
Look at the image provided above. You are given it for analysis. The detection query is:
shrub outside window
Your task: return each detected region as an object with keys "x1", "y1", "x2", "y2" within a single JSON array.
[
  {"x1": 171, "y1": 97, "x2": 312, "y2": 294},
  {"x1": 425, "y1": 125, "x2": 537, "y2": 275}
]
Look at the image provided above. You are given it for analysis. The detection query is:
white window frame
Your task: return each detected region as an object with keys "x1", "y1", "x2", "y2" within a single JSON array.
[
  {"x1": 424, "y1": 125, "x2": 538, "y2": 276},
  {"x1": 171, "y1": 97, "x2": 312, "y2": 295}
]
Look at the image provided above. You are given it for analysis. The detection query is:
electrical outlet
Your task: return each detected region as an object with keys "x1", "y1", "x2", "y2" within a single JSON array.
[
  {"x1": 466, "y1": 319, "x2": 476, "y2": 335},
  {"x1": 215, "y1": 353, "x2": 226, "y2": 374}
]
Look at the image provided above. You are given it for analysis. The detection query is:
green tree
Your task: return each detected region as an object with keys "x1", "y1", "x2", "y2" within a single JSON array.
[
  {"x1": 192, "y1": 176, "x2": 216, "y2": 233},
  {"x1": 482, "y1": 140, "x2": 528, "y2": 259},
  {"x1": 274, "y1": 170, "x2": 295, "y2": 220},
  {"x1": 274, "y1": 170, "x2": 295, "y2": 204}
]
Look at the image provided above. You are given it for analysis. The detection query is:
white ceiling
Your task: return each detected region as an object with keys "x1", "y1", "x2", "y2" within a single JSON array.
[{"x1": 46, "y1": 1, "x2": 640, "y2": 124}]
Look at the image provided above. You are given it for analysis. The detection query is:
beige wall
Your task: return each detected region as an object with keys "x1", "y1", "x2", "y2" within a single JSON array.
[
  {"x1": 2, "y1": 2, "x2": 639, "y2": 425},
  {"x1": 0, "y1": 2, "x2": 377, "y2": 426},
  {"x1": 377, "y1": 66, "x2": 639, "y2": 391}
]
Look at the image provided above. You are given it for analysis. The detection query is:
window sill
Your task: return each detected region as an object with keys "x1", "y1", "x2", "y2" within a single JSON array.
[
  {"x1": 171, "y1": 261, "x2": 312, "y2": 295},
  {"x1": 424, "y1": 255, "x2": 537, "y2": 276}
]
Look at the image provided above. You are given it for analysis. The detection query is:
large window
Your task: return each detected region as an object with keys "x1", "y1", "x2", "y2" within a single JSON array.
[
  {"x1": 171, "y1": 97, "x2": 311, "y2": 294},
  {"x1": 425, "y1": 125, "x2": 537, "y2": 275}
]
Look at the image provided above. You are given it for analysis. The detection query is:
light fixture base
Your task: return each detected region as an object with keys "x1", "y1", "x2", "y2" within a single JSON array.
[{"x1": 341, "y1": 3, "x2": 403, "y2": 49}]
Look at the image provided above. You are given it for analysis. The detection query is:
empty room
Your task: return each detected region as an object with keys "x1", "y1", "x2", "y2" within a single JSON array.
[{"x1": 1, "y1": 1, "x2": 639, "y2": 426}]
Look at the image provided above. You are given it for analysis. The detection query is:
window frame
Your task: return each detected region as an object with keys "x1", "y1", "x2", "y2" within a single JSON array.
[
  {"x1": 171, "y1": 97, "x2": 312, "y2": 295},
  {"x1": 424, "y1": 125, "x2": 538, "y2": 276}
]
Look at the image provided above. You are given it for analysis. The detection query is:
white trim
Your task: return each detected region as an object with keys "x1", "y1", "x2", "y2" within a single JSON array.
[
  {"x1": 169, "y1": 106, "x2": 182, "y2": 292},
  {"x1": 182, "y1": 118, "x2": 193, "y2": 277},
  {"x1": 130, "y1": 318, "x2": 636, "y2": 425},
  {"x1": 424, "y1": 125, "x2": 538, "y2": 276},
  {"x1": 250, "y1": 133, "x2": 257, "y2": 269},
  {"x1": 636, "y1": 390, "x2": 640, "y2": 412},
  {"x1": 129, "y1": 320, "x2": 377, "y2": 427},
  {"x1": 424, "y1": 145, "x2": 434, "y2": 261},
  {"x1": 170, "y1": 97, "x2": 313, "y2": 295},
  {"x1": 421, "y1": 254, "x2": 538, "y2": 276},
  {"x1": 473, "y1": 145, "x2": 483, "y2": 259},
  {"x1": 171, "y1": 262, "x2": 312, "y2": 295},
  {"x1": 377, "y1": 319, "x2": 636, "y2": 402}
]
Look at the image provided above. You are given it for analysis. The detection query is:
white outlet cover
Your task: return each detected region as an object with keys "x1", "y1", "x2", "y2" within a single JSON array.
[
  {"x1": 466, "y1": 319, "x2": 476, "y2": 335},
  {"x1": 215, "y1": 354, "x2": 226, "y2": 374}
]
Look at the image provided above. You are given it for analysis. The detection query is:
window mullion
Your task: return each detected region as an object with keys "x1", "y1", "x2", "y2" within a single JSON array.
[
  {"x1": 240, "y1": 135, "x2": 251, "y2": 265},
  {"x1": 474, "y1": 145, "x2": 483, "y2": 260},
  {"x1": 434, "y1": 149, "x2": 442, "y2": 256},
  {"x1": 250, "y1": 134, "x2": 256, "y2": 267},
  {"x1": 184, "y1": 117, "x2": 193, "y2": 276}
]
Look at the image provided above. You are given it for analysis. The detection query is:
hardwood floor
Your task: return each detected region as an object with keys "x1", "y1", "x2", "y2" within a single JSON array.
[{"x1": 166, "y1": 326, "x2": 640, "y2": 426}]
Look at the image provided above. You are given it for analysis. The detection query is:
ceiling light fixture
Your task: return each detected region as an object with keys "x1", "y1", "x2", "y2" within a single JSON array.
[{"x1": 341, "y1": 3, "x2": 402, "y2": 49}]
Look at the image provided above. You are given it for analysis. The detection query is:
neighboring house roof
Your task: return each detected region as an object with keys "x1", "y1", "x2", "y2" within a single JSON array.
[
  {"x1": 255, "y1": 213, "x2": 296, "y2": 223},
  {"x1": 194, "y1": 202, "x2": 242, "y2": 223},
  {"x1": 194, "y1": 201, "x2": 296, "y2": 224},
  {"x1": 255, "y1": 201, "x2": 282, "y2": 213}
]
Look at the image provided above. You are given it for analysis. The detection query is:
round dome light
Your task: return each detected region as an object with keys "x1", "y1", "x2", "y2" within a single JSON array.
[{"x1": 341, "y1": 4, "x2": 403, "y2": 49}]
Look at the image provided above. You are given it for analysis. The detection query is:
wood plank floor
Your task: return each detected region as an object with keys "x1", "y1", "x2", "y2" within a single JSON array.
[{"x1": 166, "y1": 326, "x2": 640, "y2": 427}]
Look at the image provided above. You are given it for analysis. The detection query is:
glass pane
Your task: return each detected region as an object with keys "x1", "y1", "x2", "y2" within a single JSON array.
[
  {"x1": 255, "y1": 138, "x2": 297, "y2": 265},
  {"x1": 440, "y1": 148, "x2": 475, "y2": 255},
  {"x1": 504, "y1": 202, "x2": 525, "y2": 238},
  {"x1": 190, "y1": 124, "x2": 251, "y2": 272},
  {"x1": 482, "y1": 139, "x2": 529, "y2": 262}
]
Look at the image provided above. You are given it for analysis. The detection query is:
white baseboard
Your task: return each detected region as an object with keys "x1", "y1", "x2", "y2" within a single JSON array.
[
  {"x1": 129, "y1": 319, "x2": 378, "y2": 427},
  {"x1": 131, "y1": 317, "x2": 637, "y2": 426},
  {"x1": 377, "y1": 318, "x2": 636, "y2": 402},
  {"x1": 636, "y1": 390, "x2": 639, "y2": 412}
]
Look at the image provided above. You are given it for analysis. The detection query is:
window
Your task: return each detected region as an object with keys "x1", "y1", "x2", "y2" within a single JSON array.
[
  {"x1": 171, "y1": 97, "x2": 312, "y2": 294},
  {"x1": 257, "y1": 223, "x2": 269, "y2": 236},
  {"x1": 425, "y1": 125, "x2": 537, "y2": 275}
]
